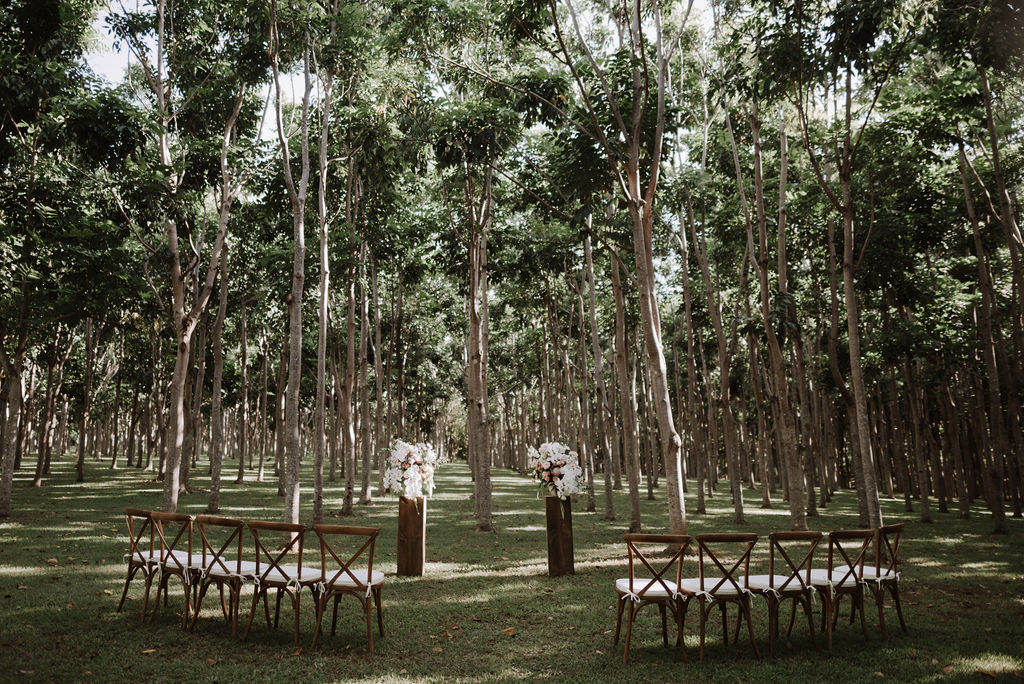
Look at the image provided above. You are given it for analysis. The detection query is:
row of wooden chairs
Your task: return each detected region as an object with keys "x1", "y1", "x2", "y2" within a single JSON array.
[
  {"x1": 613, "y1": 524, "x2": 905, "y2": 662},
  {"x1": 115, "y1": 509, "x2": 386, "y2": 652}
]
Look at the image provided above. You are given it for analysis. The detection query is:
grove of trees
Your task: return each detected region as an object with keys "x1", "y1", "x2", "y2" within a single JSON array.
[{"x1": 2, "y1": 0, "x2": 1022, "y2": 536}]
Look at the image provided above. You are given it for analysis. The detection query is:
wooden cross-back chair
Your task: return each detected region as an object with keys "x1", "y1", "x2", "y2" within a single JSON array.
[
  {"x1": 864, "y1": 523, "x2": 907, "y2": 637},
  {"x1": 680, "y1": 533, "x2": 761, "y2": 661},
  {"x1": 744, "y1": 531, "x2": 821, "y2": 658},
  {"x1": 149, "y1": 511, "x2": 194, "y2": 628},
  {"x1": 809, "y1": 528, "x2": 873, "y2": 649},
  {"x1": 116, "y1": 508, "x2": 158, "y2": 618},
  {"x1": 310, "y1": 525, "x2": 386, "y2": 653},
  {"x1": 189, "y1": 515, "x2": 249, "y2": 638},
  {"x1": 241, "y1": 521, "x2": 322, "y2": 647},
  {"x1": 613, "y1": 533, "x2": 691, "y2": 663}
]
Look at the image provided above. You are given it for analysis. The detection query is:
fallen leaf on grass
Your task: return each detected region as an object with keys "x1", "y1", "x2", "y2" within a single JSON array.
[
  {"x1": 206, "y1": 659, "x2": 216, "y2": 665},
  {"x1": 141, "y1": 649, "x2": 157, "y2": 655},
  {"x1": 47, "y1": 558, "x2": 58, "y2": 566},
  {"x1": 943, "y1": 665, "x2": 954, "y2": 674},
  {"x1": 595, "y1": 650, "x2": 603, "y2": 655},
  {"x1": 399, "y1": 669, "x2": 407, "y2": 674},
  {"x1": 16, "y1": 585, "x2": 27, "y2": 590},
  {"x1": 975, "y1": 670, "x2": 996, "y2": 679},
  {"x1": 432, "y1": 647, "x2": 443, "y2": 653},
  {"x1": 292, "y1": 648, "x2": 303, "y2": 656},
  {"x1": 984, "y1": 628, "x2": 992, "y2": 632},
  {"x1": 102, "y1": 589, "x2": 113, "y2": 595},
  {"x1": 503, "y1": 627, "x2": 516, "y2": 636},
  {"x1": 931, "y1": 659, "x2": 939, "y2": 665}
]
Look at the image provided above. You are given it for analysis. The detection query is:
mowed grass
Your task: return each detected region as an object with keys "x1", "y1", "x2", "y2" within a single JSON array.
[{"x1": 1, "y1": 456, "x2": 1022, "y2": 683}]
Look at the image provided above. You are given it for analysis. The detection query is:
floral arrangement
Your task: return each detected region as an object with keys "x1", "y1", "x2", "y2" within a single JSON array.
[
  {"x1": 527, "y1": 442, "x2": 583, "y2": 500},
  {"x1": 382, "y1": 439, "x2": 440, "y2": 499}
]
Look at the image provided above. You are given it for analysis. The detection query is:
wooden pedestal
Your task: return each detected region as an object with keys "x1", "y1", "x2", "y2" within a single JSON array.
[
  {"x1": 397, "y1": 496, "x2": 426, "y2": 576},
  {"x1": 545, "y1": 496, "x2": 574, "y2": 577}
]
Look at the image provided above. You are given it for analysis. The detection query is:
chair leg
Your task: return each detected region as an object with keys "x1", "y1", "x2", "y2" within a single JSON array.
[
  {"x1": 889, "y1": 583, "x2": 907, "y2": 632},
  {"x1": 802, "y1": 595, "x2": 818, "y2": 652},
  {"x1": 675, "y1": 598, "x2": 688, "y2": 662},
  {"x1": 229, "y1": 581, "x2": 241, "y2": 639},
  {"x1": 621, "y1": 602, "x2": 636, "y2": 664},
  {"x1": 262, "y1": 589, "x2": 273, "y2": 628},
  {"x1": 743, "y1": 597, "x2": 760, "y2": 659},
  {"x1": 874, "y1": 585, "x2": 888, "y2": 638},
  {"x1": 116, "y1": 566, "x2": 139, "y2": 612},
  {"x1": 766, "y1": 597, "x2": 777, "y2": 659},
  {"x1": 311, "y1": 594, "x2": 327, "y2": 649},
  {"x1": 274, "y1": 588, "x2": 283, "y2": 630},
  {"x1": 660, "y1": 603, "x2": 669, "y2": 647},
  {"x1": 365, "y1": 597, "x2": 374, "y2": 654},
  {"x1": 698, "y1": 599, "x2": 709, "y2": 661},
  {"x1": 856, "y1": 589, "x2": 869, "y2": 642},
  {"x1": 374, "y1": 587, "x2": 385, "y2": 637},
  {"x1": 720, "y1": 602, "x2": 728, "y2": 649},
  {"x1": 614, "y1": 598, "x2": 625, "y2": 645},
  {"x1": 331, "y1": 595, "x2": 340, "y2": 636},
  {"x1": 242, "y1": 589, "x2": 262, "y2": 641},
  {"x1": 293, "y1": 590, "x2": 301, "y2": 648}
]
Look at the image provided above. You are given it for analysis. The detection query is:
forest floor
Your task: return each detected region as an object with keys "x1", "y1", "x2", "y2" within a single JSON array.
[{"x1": 1, "y1": 458, "x2": 1022, "y2": 683}]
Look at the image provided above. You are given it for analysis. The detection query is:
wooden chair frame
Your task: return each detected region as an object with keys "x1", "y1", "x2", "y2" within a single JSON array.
[
  {"x1": 149, "y1": 511, "x2": 194, "y2": 628},
  {"x1": 811, "y1": 528, "x2": 873, "y2": 649},
  {"x1": 116, "y1": 508, "x2": 157, "y2": 618},
  {"x1": 613, "y1": 533, "x2": 691, "y2": 663},
  {"x1": 746, "y1": 531, "x2": 821, "y2": 658},
  {"x1": 241, "y1": 521, "x2": 319, "y2": 647},
  {"x1": 867, "y1": 523, "x2": 907, "y2": 637},
  {"x1": 310, "y1": 525, "x2": 385, "y2": 653},
  {"x1": 680, "y1": 533, "x2": 760, "y2": 661},
  {"x1": 189, "y1": 515, "x2": 247, "y2": 638}
]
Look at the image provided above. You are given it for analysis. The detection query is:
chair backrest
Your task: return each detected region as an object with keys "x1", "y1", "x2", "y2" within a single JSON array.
[
  {"x1": 195, "y1": 515, "x2": 245, "y2": 575},
  {"x1": 828, "y1": 528, "x2": 874, "y2": 584},
  {"x1": 124, "y1": 508, "x2": 154, "y2": 562},
  {"x1": 874, "y1": 523, "x2": 903, "y2": 576},
  {"x1": 696, "y1": 533, "x2": 758, "y2": 594},
  {"x1": 623, "y1": 533, "x2": 691, "y2": 598},
  {"x1": 150, "y1": 511, "x2": 194, "y2": 573},
  {"x1": 767, "y1": 530, "x2": 822, "y2": 591},
  {"x1": 313, "y1": 525, "x2": 380, "y2": 590},
  {"x1": 247, "y1": 520, "x2": 307, "y2": 585}
]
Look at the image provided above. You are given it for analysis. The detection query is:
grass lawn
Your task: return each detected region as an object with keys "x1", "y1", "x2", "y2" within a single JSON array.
[{"x1": 1, "y1": 457, "x2": 1022, "y2": 683}]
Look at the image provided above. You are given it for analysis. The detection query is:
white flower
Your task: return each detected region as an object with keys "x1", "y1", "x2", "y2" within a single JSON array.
[
  {"x1": 382, "y1": 439, "x2": 442, "y2": 498},
  {"x1": 527, "y1": 441, "x2": 581, "y2": 501}
]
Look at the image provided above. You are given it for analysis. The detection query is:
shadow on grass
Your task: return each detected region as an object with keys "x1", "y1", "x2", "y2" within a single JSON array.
[{"x1": 1, "y1": 455, "x2": 1022, "y2": 682}]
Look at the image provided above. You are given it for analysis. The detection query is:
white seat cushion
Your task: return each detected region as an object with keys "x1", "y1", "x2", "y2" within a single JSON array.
[
  {"x1": 159, "y1": 549, "x2": 193, "y2": 570},
  {"x1": 125, "y1": 550, "x2": 160, "y2": 565},
  {"x1": 860, "y1": 567, "x2": 897, "y2": 581},
  {"x1": 615, "y1": 577, "x2": 678, "y2": 598},
  {"x1": 809, "y1": 568, "x2": 860, "y2": 587},
  {"x1": 678, "y1": 576, "x2": 746, "y2": 596},
  {"x1": 324, "y1": 569, "x2": 385, "y2": 588},
  {"x1": 192, "y1": 558, "x2": 258, "y2": 578},
  {"x1": 744, "y1": 574, "x2": 809, "y2": 592},
  {"x1": 254, "y1": 565, "x2": 323, "y2": 585}
]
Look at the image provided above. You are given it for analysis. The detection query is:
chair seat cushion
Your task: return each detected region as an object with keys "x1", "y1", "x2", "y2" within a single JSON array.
[
  {"x1": 254, "y1": 565, "x2": 324, "y2": 585},
  {"x1": 615, "y1": 577, "x2": 677, "y2": 598},
  {"x1": 193, "y1": 558, "x2": 258, "y2": 578},
  {"x1": 678, "y1": 576, "x2": 747, "y2": 596},
  {"x1": 860, "y1": 567, "x2": 897, "y2": 581},
  {"x1": 158, "y1": 549, "x2": 192, "y2": 571},
  {"x1": 809, "y1": 568, "x2": 860, "y2": 587},
  {"x1": 744, "y1": 574, "x2": 810, "y2": 592},
  {"x1": 323, "y1": 569, "x2": 385, "y2": 589}
]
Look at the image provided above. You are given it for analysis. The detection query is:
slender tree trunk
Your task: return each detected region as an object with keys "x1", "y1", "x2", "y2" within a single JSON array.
[
  {"x1": 611, "y1": 258, "x2": 642, "y2": 532},
  {"x1": 584, "y1": 235, "x2": 615, "y2": 520},
  {"x1": 208, "y1": 249, "x2": 230, "y2": 513}
]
